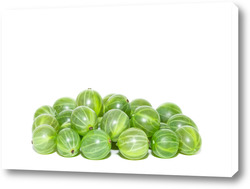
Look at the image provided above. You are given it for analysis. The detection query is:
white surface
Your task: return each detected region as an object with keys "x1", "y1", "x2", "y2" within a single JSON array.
[
  {"x1": 1, "y1": 2, "x2": 238, "y2": 177},
  {"x1": 1, "y1": 1, "x2": 248, "y2": 189}
]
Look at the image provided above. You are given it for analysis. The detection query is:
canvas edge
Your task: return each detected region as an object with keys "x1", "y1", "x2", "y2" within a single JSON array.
[{"x1": 230, "y1": 2, "x2": 239, "y2": 177}]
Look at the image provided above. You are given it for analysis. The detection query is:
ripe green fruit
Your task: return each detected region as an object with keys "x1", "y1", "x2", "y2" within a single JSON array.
[
  {"x1": 76, "y1": 88, "x2": 103, "y2": 117},
  {"x1": 97, "y1": 117, "x2": 103, "y2": 128},
  {"x1": 151, "y1": 129, "x2": 179, "y2": 158},
  {"x1": 32, "y1": 124, "x2": 57, "y2": 155},
  {"x1": 99, "y1": 93, "x2": 115, "y2": 117},
  {"x1": 104, "y1": 94, "x2": 131, "y2": 116},
  {"x1": 130, "y1": 98, "x2": 152, "y2": 116},
  {"x1": 130, "y1": 106, "x2": 160, "y2": 137},
  {"x1": 71, "y1": 106, "x2": 98, "y2": 136},
  {"x1": 160, "y1": 122, "x2": 171, "y2": 130},
  {"x1": 53, "y1": 97, "x2": 76, "y2": 114},
  {"x1": 167, "y1": 114, "x2": 198, "y2": 131},
  {"x1": 59, "y1": 121, "x2": 72, "y2": 131},
  {"x1": 32, "y1": 114, "x2": 59, "y2": 132},
  {"x1": 56, "y1": 109, "x2": 73, "y2": 126},
  {"x1": 56, "y1": 128, "x2": 81, "y2": 157},
  {"x1": 156, "y1": 102, "x2": 182, "y2": 123},
  {"x1": 80, "y1": 130, "x2": 111, "y2": 160},
  {"x1": 117, "y1": 128, "x2": 149, "y2": 160},
  {"x1": 176, "y1": 126, "x2": 201, "y2": 155},
  {"x1": 33, "y1": 105, "x2": 57, "y2": 120},
  {"x1": 100, "y1": 109, "x2": 130, "y2": 142}
]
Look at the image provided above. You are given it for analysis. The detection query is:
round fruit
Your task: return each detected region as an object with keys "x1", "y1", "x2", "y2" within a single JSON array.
[
  {"x1": 32, "y1": 124, "x2": 57, "y2": 154},
  {"x1": 130, "y1": 98, "x2": 152, "y2": 115},
  {"x1": 76, "y1": 88, "x2": 103, "y2": 117},
  {"x1": 59, "y1": 121, "x2": 72, "y2": 131},
  {"x1": 167, "y1": 114, "x2": 198, "y2": 131},
  {"x1": 151, "y1": 129, "x2": 179, "y2": 158},
  {"x1": 160, "y1": 122, "x2": 171, "y2": 130},
  {"x1": 97, "y1": 117, "x2": 103, "y2": 128},
  {"x1": 100, "y1": 109, "x2": 130, "y2": 142},
  {"x1": 156, "y1": 102, "x2": 182, "y2": 123},
  {"x1": 130, "y1": 106, "x2": 160, "y2": 137},
  {"x1": 56, "y1": 128, "x2": 81, "y2": 157},
  {"x1": 99, "y1": 93, "x2": 115, "y2": 117},
  {"x1": 32, "y1": 114, "x2": 59, "y2": 132},
  {"x1": 80, "y1": 130, "x2": 111, "y2": 160},
  {"x1": 71, "y1": 106, "x2": 98, "y2": 136},
  {"x1": 103, "y1": 94, "x2": 115, "y2": 103},
  {"x1": 176, "y1": 126, "x2": 201, "y2": 155},
  {"x1": 117, "y1": 128, "x2": 149, "y2": 160},
  {"x1": 56, "y1": 109, "x2": 73, "y2": 126},
  {"x1": 53, "y1": 97, "x2": 76, "y2": 114},
  {"x1": 104, "y1": 94, "x2": 131, "y2": 116},
  {"x1": 33, "y1": 105, "x2": 57, "y2": 119}
]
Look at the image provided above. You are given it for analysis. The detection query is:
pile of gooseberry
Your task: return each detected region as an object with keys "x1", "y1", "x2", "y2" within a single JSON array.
[{"x1": 31, "y1": 88, "x2": 202, "y2": 160}]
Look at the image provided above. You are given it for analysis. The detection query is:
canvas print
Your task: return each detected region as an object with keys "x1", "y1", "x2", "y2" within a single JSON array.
[{"x1": 1, "y1": 2, "x2": 238, "y2": 177}]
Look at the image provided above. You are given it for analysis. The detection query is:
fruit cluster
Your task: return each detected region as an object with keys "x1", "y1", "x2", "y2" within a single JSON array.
[{"x1": 31, "y1": 88, "x2": 202, "y2": 160}]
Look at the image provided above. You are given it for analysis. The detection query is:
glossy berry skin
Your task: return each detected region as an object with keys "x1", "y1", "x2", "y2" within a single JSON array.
[
  {"x1": 103, "y1": 94, "x2": 115, "y2": 103},
  {"x1": 56, "y1": 128, "x2": 81, "y2": 157},
  {"x1": 53, "y1": 97, "x2": 76, "y2": 114},
  {"x1": 56, "y1": 109, "x2": 73, "y2": 126},
  {"x1": 76, "y1": 88, "x2": 103, "y2": 117},
  {"x1": 100, "y1": 109, "x2": 130, "y2": 142},
  {"x1": 104, "y1": 94, "x2": 131, "y2": 116},
  {"x1": 130, "y1": 98, "x2": 152, "y2": 116},
  {"x1": 117, "y1": 128, "x2": 149, "y2": 160},
  {"x1": 130, "y1": 106, "x2": 160, "y2": 137},
  {"x1": 33, "y1": 105, "x2": 57, "y2": 120},
  {"x1": 176, "y1": 126, "x2": 201, "y2": 155},
  {"x1": 167, "y1": 114, "x2": 198, "y2": 132},
  {"x1": 99, "y1": 94, "x2": 115, "y2": 117},
  {"x1": 151, "y1": 129, "x2": 179, "y2": 158},
  {"x1": 97, "y1": 117, "x2": 103, "y2": 128},
  {"x1": 156, "y1": 102, "x2": 182, "y2": 123},
  {"x1": 160, "y1": 122, "x2": 171, "y2": 130},
  {"x1": 32, "y1": 114, "x2": 59, "y2": 132},
  {"x1": 80, "y1": 130, "x2": 111, "y2": 160},
  {"x1": 32, "y1": 124, "x2": 57, "y2": 155},
  {"x1": 59, "y1": 121, "x2": 72, "y2": 131},
  {"x1": 71, "y1": 106, "x2": 98, "y2": 136}
]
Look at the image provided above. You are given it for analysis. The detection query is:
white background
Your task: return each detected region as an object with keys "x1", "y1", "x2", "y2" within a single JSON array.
[
  {"x1": 1, "y1": 2, "x2": 237, "y2": 177},
  {"x1": 0, "y1": 0, "x2": 247, "y2": 188}
]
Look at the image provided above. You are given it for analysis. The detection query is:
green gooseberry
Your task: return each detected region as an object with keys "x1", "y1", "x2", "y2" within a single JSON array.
[
  {"x1": 151, "y1": 129, "x2": 179, "y2": 158},
  {"x1": 33, "y1": 105, "x2": 57, "y2": 120},
  {"x1": 59, "y1": 121, "x2": 72, "y2": 131},
  {"x1": 130, "y1": 106, "x2": 160, "y2": 137},
  {"x1": 32, "y1": 124, "x2": 57, "y2": 155},
  {"x1": 117, "y1": 128, "x2": 149, "y2": 160},
  {"x1": 167, "y1": 114, "x2": 198, "y2": 131},
  {"x1": 76, "y1": 88, "x2": 103, "y2": 117},
  {"x1": 104, "y1": 94, "x2": 131, "y2": 116},
  {"x1": 100, "y1": 109, "x2": 130, "y2": 142},
  {"x1": 160, "y1": 122, "x2": 171, "y2": 130},
  {"x1": 53, "y1": 97, "x2": 76, "y2": 114},
  {"x1": 56, "y1": 128, "x2": 81, "y2": 157},
  {"x1": 99, "y1": 93, "x2": 115, "y2": 117},
  {"x1": 156, "y1": 102, "x2": 182, "y2": 123},
  {"x1": 176, "y1": 126, "x2": 202, "y2": 155},
  {"x1": 80, "y1": 130, "x2": 111, "y2": 160},
  {"x1": 130, "y1": 98, "x2": 152, "y2": 116},
  {"x1": 32, "y1": 114, "x2": 59, "y2": 132},
  {"x1": 71, "y1": 106, "x2": 98, "y2": 136},
  {"x1": 56, "y1": 109, "x2": 73, "y2": 126}
]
